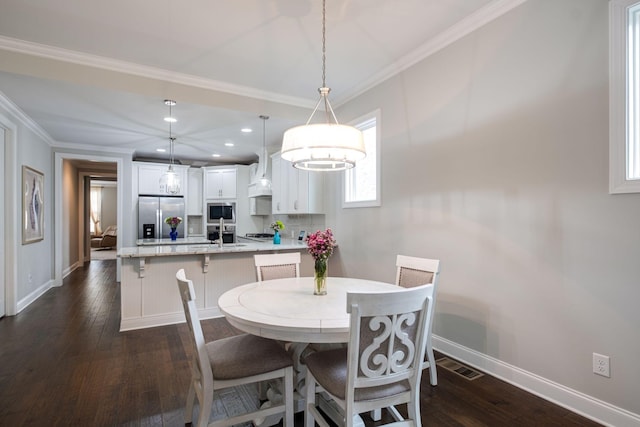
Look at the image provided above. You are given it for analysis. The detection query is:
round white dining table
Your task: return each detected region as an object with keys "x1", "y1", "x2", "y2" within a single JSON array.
[{"x1": 218, "y1": 276, "x2": 398, "y2": 343}]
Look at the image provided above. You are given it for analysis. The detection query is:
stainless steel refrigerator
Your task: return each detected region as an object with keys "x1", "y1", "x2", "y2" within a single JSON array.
[{"x1": 138, "y1": 195, "x2": 185, "y2": 239}]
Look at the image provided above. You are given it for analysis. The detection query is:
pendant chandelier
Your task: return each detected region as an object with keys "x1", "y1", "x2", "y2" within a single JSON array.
[
  {"x1": 280, "y1": 0, "x2": 365, "y2": 171},
  {"x1": 159, "y1": 99, "x2": 181, "y2": 194},
  {"x1": 257, "y1": 115, "x2": 272, "y2": 191}
]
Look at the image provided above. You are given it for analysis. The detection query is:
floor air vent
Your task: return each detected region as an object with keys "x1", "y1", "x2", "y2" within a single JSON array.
[{"x1": 436, "y1": 357, "x2": 485, "y2": 381}]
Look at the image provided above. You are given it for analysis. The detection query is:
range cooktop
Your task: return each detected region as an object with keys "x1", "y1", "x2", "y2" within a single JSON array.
[{"x1": 245, "y1": 233, "x2": 274, "y2": 238}]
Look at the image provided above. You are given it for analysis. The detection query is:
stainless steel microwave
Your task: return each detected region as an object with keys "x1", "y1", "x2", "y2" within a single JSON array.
[{"x1": 207, "y1": 202, "x2": 235, "y2": 223}]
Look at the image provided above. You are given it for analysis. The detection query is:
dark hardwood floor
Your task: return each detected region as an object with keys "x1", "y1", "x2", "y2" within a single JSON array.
[{"x1": 0, "y1": 260, "x2": 602, "y2": 426}]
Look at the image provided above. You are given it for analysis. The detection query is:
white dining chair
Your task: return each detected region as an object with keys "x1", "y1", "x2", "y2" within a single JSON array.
[
  {"x1": 254, "y1": 252, "x2": 300, "y2": 281},
  {"x1": 176, "y1": 269, "x2": 294, "y2": 427},
  {"x1": 370, "y1": 255, "x2": 442, "y2": 423},
  {"x1": 253, "y1": 251, "x2": 302, "y2": 402},
  {"x1": 396, "y1": 255, "x2": 441, "y2": 386},
  {"x1": 304, "y1": 284, "x2": 435, "y2": 427}
]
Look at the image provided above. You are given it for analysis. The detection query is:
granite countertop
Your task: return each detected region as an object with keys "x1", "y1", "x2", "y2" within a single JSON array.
[
  {"x1": 119, "y1": 239, "x2": 308, "y2": 258},
  {"x1": 136, "y1": 237, "x2": 212, "y2": 246}
]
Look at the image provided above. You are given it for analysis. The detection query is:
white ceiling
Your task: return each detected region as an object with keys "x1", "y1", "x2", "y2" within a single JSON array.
[{"x1": 0, "y1": 0, "x2": 523, "y2": 165}]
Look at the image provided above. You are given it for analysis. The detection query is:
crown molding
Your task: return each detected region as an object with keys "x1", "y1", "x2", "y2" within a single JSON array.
[
  {"x1": 335, "y1": 0, "x2": 529, "y2": 106},
  {"x1": 0, "y1": 35, "x2": 315, "y2": 109},
  {"x1": 51, "y1": 140, "x2": 135, "y2": 156},
  {"x1": 0, "y1": 90, "x2": 54, "y2": 144}
]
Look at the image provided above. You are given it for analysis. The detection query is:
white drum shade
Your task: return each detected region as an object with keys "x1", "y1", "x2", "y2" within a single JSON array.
[{"x1": 281, "y1": 123, "x2": 365, "y2": 171}]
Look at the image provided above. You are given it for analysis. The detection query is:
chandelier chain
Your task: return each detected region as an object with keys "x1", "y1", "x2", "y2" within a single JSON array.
[
  {"x1": 321, "y1": 0, "x2": 326, "y2": 88},
  {"x1": 169, "y1": 102, "x2": 174, "y2": 166},
  {"x1": 280, "y1": 0, "x2": 366, "y2": 171}
]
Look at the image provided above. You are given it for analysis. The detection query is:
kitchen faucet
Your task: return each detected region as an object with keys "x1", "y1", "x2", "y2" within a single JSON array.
[{"x1": 218, "y1": 216, "x2": 224, "y2": 248}]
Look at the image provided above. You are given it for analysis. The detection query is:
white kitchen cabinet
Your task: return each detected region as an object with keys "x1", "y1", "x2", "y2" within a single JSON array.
[
  {"x1": 187, "y1": 168, "x2": 203, "y2": 215},
  {"x1": 271, "y1": 152, "x2": 324, "y2": 214},
  {"x1": 204, "y1": 167, "x2": 236, "y2": 199},
  {"x1": 271, "y1": 153, "x2": 286, "y2": 214},
  {"x1": 249, "y1": 197, "x2": 271, "y2": 215},
  {"x1": 135, "y1": 161, "x2": 188, "y2": 196}
]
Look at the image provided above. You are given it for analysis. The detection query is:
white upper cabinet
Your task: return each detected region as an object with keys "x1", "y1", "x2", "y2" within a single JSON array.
[
  {"x1": 203, "y1": 167, "x2": 237, "y2": 199},
  {"x1": 187, "y1": 168, "x2": 203, "y2": 215},
  {"x1": 271, "y1": 152, "x2": 324, "y2": 214},
  {"x1": 271, "y1": 153, "x2": 286, "y2": 214},
  {"x1": 135, "y1": 161, "x2": 188, "y2": 196}
]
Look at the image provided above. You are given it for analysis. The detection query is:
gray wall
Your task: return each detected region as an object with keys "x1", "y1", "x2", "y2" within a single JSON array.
[
  {"x1": 62, "y1": 160, "x2": 79, "y2": 271},
  {"x1": 100, "y1": 186, "x2": 117, "y2": 229},
  {"x1": 327, "y1": 0, "x2": 639, "y2": 418},
  {"x1": 0, "y1": 96, "x2": 54, "y2": 304}
]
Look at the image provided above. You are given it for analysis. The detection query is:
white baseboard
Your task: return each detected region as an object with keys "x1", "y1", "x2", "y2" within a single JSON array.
[
  {"x1": 17, "y1": 280, "x2": 53, "y2": 313},
  {"x1": 62, "y1": 261, "x2": 82, "y2": 280},
  {"x1": 433, "y1": 335, "x2": 640, "y2": 427},
  {"x1": 120, "y1": 307, "x2": 223, "y2": 332}
]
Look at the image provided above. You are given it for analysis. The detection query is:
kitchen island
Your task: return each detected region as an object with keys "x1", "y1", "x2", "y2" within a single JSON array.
[{"x1": 118, "y1": 240, "x2": 314, "y2": 331}]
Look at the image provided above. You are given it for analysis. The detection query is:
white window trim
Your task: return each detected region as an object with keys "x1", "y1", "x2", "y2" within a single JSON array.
[
  {"x1": 342, "y1": 109, "x2": 381, "y2": 208},
  {"x1": 610, "y1": 0, "x2": 640, "y2": 193}
]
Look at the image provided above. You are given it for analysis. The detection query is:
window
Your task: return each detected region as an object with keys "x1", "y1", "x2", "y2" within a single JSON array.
[
  {"x1": 90, "y1": 186, "x2": 102, "y2": 235},
  {"x1": 343, "y1": 110, "x2": 381, "y2": 208},
  {"x1": 610, "y1": 0, "x2": 640, "y2": 193}
]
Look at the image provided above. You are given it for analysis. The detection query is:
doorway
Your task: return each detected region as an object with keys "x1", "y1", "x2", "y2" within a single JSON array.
[
  {"x1": 89, "y1": 176, "x2": 118, "y2": 261},
  {"x1": 54, "y1": 153, "x2": 124, "y2": 285}
]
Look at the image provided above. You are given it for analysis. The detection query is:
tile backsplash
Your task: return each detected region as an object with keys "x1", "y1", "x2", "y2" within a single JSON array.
[{"x1": 268, "y1": 214, "x2": 326, "y2": 240}]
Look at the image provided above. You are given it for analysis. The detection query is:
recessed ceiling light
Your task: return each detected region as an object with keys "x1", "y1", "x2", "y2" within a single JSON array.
[
  {"x1": 212, "y1": 154, "x2": 221, "y2": 158},
  {"x1": 241, "y1": 128, "x2": 252, "y2": 133},
  {"x1": 225, "y1": 142, "x2": 234, "y2": 147},
  {"x1": 164, "y1": 117, "x2": 177, "y2": 123},
  {"x1": 156, "y1": 148, "x2": 167, "y2": 152}
]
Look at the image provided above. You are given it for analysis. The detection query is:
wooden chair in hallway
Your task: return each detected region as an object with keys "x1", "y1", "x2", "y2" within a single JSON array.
[
  {"x1": 396, "y1": 254, "x2": 441, "y2": 387},
  {"x1": 254, "y1": 252, "x2": 300, "y2": 281},
  {"x1": 176, "y1": 269, "x2": 294, "y2": 427},
  {"x1": 304, "y1": 284, "x2": 435, "y2": 427}
]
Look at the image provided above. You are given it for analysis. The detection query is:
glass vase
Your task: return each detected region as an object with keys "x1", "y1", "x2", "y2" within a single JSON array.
[
  {"x1": 273, "y1": 230, "x2": 281, "y2": 244},
  {"x1": 169, "y1": 228, "x2": 178, "y2": 241},
  {"x1": 314, "y1": 259, "x2": 327, "y2": 295}
]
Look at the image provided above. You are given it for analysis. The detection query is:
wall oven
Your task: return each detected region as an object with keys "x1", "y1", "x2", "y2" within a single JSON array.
[
  {"x1": 207, "y1": 202, "x2": 235, "y2": 224},
  {"x1": 208, "y1": 225, "x2": 236, "y2": 243}
]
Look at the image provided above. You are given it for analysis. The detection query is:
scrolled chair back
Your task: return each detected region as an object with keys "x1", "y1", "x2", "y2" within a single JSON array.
[{"x1": 346, "y1": 284, "x2": 434, "y2": 398}]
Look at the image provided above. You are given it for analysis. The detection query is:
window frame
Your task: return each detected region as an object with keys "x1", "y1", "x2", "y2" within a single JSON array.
[
  {"x1": 342, "y1": 109, "x2": 381, "y2": 208},
  {"x1": 610, "y1": 0, "x2": 640, "y2": 193}
]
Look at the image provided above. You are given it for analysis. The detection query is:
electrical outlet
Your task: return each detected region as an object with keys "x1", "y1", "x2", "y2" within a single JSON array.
[{"x1": 593, "y1": 353, "x2": 610, "y2": 378}]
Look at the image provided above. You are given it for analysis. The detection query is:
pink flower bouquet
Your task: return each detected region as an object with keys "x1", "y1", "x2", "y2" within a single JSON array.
[
  {"x1": 306, "y1": 228, "x2": 337, "y2": 261},
  {"x1": 164, "y1": 216, "x2": 182, "y2": 228}
]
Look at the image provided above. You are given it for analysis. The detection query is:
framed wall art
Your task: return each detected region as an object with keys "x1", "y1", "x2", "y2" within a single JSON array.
[{"x1": 22, "y1": 165, "x2": 44, "y2": 244}]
